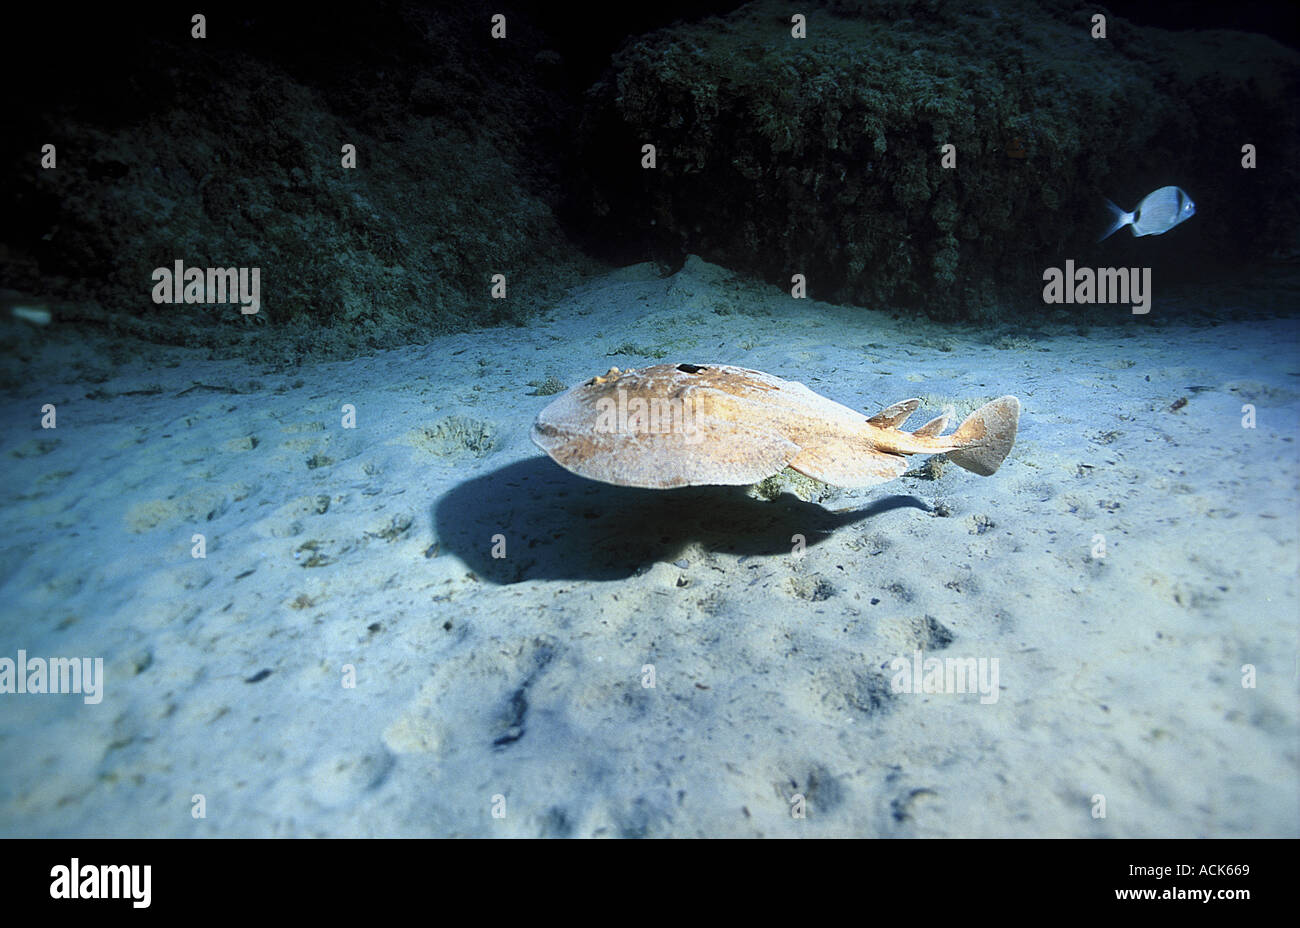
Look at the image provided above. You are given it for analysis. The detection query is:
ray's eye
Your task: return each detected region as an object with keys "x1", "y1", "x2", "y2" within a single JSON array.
[{"x1": 677, "y1": 364, "x2": 707, "y2": 374}]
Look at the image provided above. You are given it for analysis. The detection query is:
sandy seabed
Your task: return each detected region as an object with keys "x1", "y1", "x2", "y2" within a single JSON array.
[{"x1": 1, "y1": 257, "x2": 1296, "y2": 837}]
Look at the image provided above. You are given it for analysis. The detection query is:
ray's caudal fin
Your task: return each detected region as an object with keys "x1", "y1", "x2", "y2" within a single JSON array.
[{"x1": 945, "y1": 396, "x2": 1021, "y2": 476}]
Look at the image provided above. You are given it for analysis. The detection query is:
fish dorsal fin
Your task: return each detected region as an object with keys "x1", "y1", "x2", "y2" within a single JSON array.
[
  {"x1": 911, "y1": 411, "x2": 951, "y2": 438},
  {"x1": 866, "y1": 398, "x2": 920, "y2": 429}
]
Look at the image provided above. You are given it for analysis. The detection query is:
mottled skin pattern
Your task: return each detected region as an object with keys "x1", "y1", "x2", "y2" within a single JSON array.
[{"x1": 532, "y1": 363, "x2": 1020, "y2": 490}]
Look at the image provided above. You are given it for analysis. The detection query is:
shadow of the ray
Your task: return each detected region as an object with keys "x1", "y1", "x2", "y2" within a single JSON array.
[{"x1": 432, "y1": 456, "x2": 929, "y2": 583}]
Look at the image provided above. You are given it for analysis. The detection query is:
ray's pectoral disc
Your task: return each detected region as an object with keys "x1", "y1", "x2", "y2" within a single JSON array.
[{"x1": 530, "y1": 363, "x2": 1020, "y2": 491}]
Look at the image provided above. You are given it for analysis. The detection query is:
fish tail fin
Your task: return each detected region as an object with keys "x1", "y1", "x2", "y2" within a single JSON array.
[
  {"x1": 1098, "y1": 198, "x2": 1131, "y2": 242},
  {"x1": 945, "y1": 396, "x2": 1020, "y2": 476}
]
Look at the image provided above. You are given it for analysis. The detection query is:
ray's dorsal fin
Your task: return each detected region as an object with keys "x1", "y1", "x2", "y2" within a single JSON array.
[
  {"x1": 865, "y1": 398, "x2": 920, "y2": 429},
  {"x1": 911, "y1": 411, "x2": 950, "y2": 438}
]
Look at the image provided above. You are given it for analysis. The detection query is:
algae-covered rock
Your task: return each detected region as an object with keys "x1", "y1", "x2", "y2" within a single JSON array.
[
  {"x1": 747, "y1": 467, "x2": 837, "y2": 503},
  {"x1": 0, "y1": 1, "x2": 596, "y2": 361},
  {"x1": 574, "y1": 0, "x2": 1300, "y2": 319}
]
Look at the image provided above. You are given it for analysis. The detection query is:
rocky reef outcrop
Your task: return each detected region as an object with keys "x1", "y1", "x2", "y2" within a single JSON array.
[
  {"x1": 1, "y1": 1, "x2": 594, "y2": 360},
  {"x1": 573, "y1": 0, "x2": 1300, "y2": 318}
]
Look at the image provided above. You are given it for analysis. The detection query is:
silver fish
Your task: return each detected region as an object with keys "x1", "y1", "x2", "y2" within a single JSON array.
[{"x1": 1099, "y1": 185, "x2": 1196, "y2": 241}]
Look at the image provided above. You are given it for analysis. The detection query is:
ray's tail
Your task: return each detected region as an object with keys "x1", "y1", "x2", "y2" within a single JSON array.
[{"x1": 945, "y1": 396, "x2": 1021, "y2": 476}]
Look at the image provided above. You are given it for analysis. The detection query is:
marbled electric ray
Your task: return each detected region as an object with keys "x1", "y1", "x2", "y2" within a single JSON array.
[{"x1": 531, "y1": 363, "x2": 1020, "y2": 490}]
